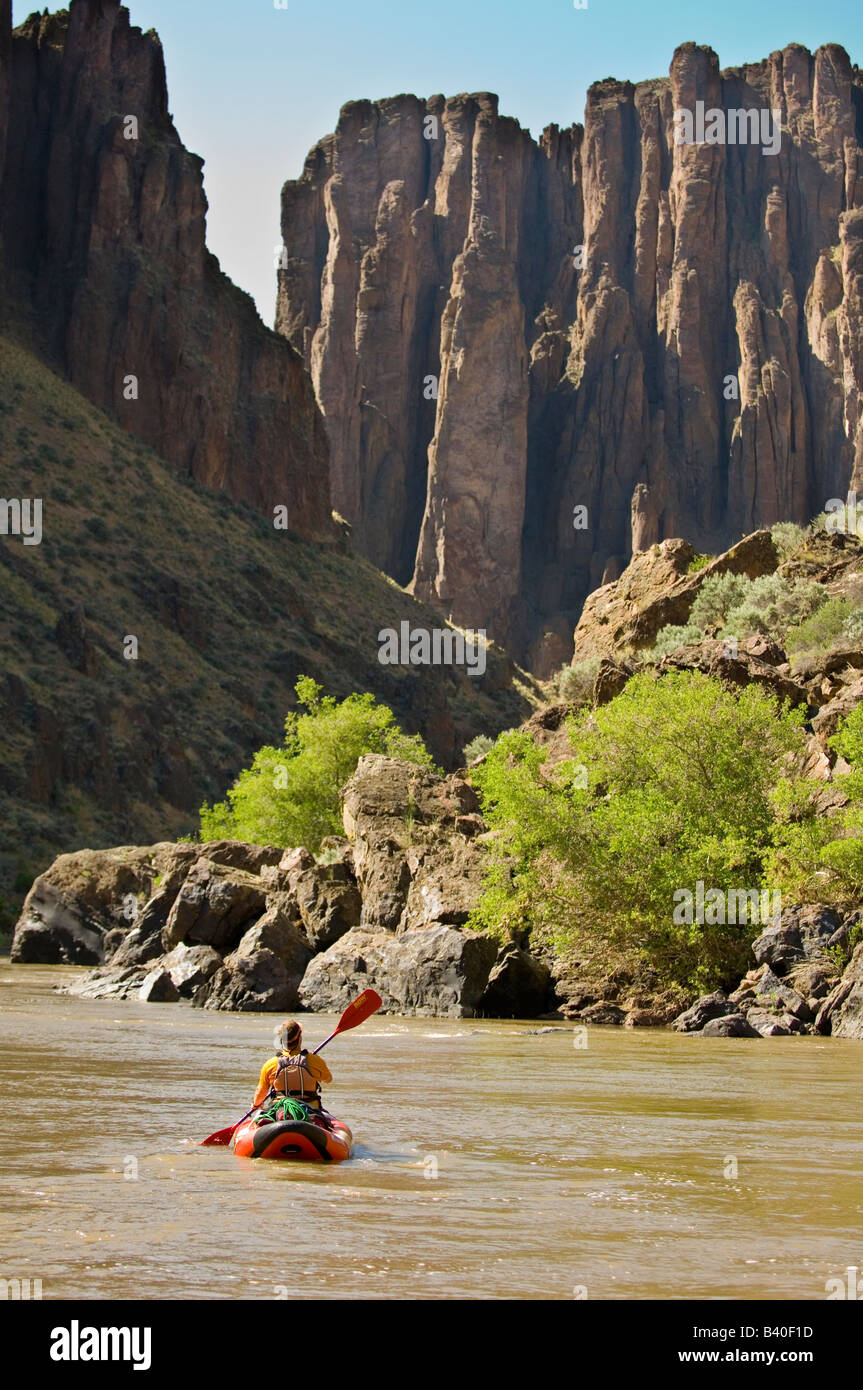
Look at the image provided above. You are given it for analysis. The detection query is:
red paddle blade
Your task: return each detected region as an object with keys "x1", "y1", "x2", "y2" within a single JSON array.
[
  {"x1": 201, "y1": 1126, "x2": 236, "y2": 1148},
  {"x1": 334, "y1": 988, "x2": 382, "y2": 1035}
]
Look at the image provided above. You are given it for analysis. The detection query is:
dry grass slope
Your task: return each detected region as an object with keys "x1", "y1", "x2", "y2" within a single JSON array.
[{"x1": 0, "y1": 335, "x2": 539, "y2": 916}]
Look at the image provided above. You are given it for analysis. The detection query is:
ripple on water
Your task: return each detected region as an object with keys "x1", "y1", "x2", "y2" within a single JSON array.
[{"x1": 1, "y1": 967, "x2": 862, "y2": 1298}]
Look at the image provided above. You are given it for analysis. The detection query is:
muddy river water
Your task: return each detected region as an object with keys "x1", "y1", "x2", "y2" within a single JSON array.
[{"x1": 1, "y1": 962, "x2": 861, "y2": 1300}]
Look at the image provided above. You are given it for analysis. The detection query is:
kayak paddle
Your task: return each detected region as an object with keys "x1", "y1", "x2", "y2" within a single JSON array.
[
  {"x1": 200, "y1": 988, "x2": 383, "y2": 1147},
  {"x1": 312, "y1": 988, "x2": 383, "y2": 1054}
]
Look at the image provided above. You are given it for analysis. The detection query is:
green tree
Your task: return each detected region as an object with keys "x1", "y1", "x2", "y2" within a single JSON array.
[
  {"x1": 768, "y1": 702, "x2": 863, "y2": 906},
  {"x1": 469, "y1": 671, "x2": 807, "y2": 992},
  {"x1": 200, "y1": 676, "x2": 436, "y2": 851}
]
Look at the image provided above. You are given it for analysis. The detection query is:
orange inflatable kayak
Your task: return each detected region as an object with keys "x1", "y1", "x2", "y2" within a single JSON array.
[{"x1": 233, "y1": 1109, "x2": 353, "y2": 1163}]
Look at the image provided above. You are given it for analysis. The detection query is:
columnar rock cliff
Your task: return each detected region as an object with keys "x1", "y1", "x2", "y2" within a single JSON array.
[
  {"x1": 0, "y1": 0, "x2": 330, "y2": 532},
  {"x1": 277, "y1": 45, "x2": 863, "y2": 670}
]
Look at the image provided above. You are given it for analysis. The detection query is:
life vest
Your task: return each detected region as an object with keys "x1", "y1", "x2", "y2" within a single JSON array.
[{"x1": 270, "y1": 1051, "x2": 321, "y2": 1105}]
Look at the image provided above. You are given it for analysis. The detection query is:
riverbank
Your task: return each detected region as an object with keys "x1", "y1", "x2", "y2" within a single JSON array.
[{"x1": 1, "y1": 961, "x2": 860, "y2": 1300}]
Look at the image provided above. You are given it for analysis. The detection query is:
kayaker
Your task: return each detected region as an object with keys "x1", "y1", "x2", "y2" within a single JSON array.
[{"x1": 253, "y1": 1020, "x2": 332, "y2": 1113}]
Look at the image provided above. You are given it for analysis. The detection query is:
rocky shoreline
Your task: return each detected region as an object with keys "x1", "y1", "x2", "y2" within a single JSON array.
[
  {"x1": 9, "y1": 525, "x2": 863, "y2": 1038},
  {"x1": 10, "y1": 752, "x2": 863, "y2": 1039},
  {"x1": 10, "y1": 755, "x2": 553, "y2": 1020}
]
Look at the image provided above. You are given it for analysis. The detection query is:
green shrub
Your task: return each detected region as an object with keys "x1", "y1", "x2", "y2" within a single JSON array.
[
  {"x1": 462, "y1": 734, "x2": 495, "y2": 764},
  {"x1": 844, "y1": 610, "x2": 863, "y2": 647},
  {"x1": 200, "y1": 676, "x2": 436, "y2": 852},
  {"x1": 689, "y1": 572, "x2": 751, "y2": 630},
  {"x1": 553, "y1": 656, "x2": 601, "y2": 705},
  {"x1": 686, "y1": 553, "x2": 714, "y2": 574},
  {"x1": 469, "y1": 670, "x2": 806, "y2": 992},
  {"x1": 649, "y1": 623, "x2": 704, "y2": 659},
  {"x1": 83, "y1": 517, "x2": 109, "y2": 542},
  {"x1": 768, "y1": 702, "x2": 863, "y2": 907},
  {"x1": 770, "y1": 521, "x2": 810, "y2": 559},
  {"x1": 723, "y1": 574, "x2": 825, "y2": 643},
  {"x1": 786, "y1": 597, "x2": 863, "y2": 656}
]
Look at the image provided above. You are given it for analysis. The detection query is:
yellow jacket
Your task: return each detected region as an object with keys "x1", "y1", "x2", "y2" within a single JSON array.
[{"x1": 253, "y1": 1051, "x2": 332, "y2": 1108}]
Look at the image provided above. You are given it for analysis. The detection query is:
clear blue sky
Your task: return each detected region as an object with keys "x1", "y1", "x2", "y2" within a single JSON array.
[{"x1": 14, "y1": 0, "x2": 862, "y2": 322}]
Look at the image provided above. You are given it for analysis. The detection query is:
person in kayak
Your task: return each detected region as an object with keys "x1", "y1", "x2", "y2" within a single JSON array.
[{"x1": 253, "y1": 1020, "x2": 332, "y2": 1114}]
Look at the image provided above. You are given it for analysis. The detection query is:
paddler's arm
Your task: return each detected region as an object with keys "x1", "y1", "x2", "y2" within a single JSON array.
[
  {"x1": 303, "y1": 1051, "x2": 332, "y2": 1085},
  {"x1": 253, "y1": 1058, "x2": 275, "y2": 1107}
]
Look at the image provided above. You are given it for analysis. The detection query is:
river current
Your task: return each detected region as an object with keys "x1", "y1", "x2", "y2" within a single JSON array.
[{"x1": 1, "y1": 962, "x2": 861, "y2": 1300}]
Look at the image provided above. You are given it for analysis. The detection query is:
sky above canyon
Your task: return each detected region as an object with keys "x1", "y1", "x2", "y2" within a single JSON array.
[{"x1": 13, "y1": 0, "x2": 862, "y2": 322}]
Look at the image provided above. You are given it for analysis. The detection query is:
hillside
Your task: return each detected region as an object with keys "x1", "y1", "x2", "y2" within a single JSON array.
[{"x1": 0, "y1": 332, "x2": 538, "y2": 919}]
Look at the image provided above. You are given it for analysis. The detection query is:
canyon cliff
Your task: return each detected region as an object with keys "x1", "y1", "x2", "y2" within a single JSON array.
[
  {"x1": 0, "y1": 2, "x2": 536, "y2": 906},
  {"x1": 277, "y1": 45, "x2": 863, "y2": 671},
  {"x1": 0, "y1": 0, "x2": 330, "y2": 532}
]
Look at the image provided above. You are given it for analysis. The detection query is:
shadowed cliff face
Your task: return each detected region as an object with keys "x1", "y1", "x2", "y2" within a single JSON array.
[
  {"x1": 277, "y1": 45, "x2": 863, "y2": 672},
  {"x1": 0, "y1": 0, "x2": 331, "y2": 534}
]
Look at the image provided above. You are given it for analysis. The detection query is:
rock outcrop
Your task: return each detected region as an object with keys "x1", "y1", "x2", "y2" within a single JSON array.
[
  {"x1": 16, "y1": 763, "x2": 553, "y2": 1018},
  {"x1": 667, "y1": 903, "x2": 862, "y2": 1038},
  {"x1": 277, "y1": 46, "x2": 863, "y2": 670},
  {"x1": 571, "y1": 529, "x2": 779, "y2": 662},
  {"x1": 0, "y1": 0, "x2": 330, "y2": 532},
  {"x1": 814, "y1": 941, "x2": 863, "y2": 1038},
  {"x1": 560, "y1": 527, "x2": 863, "y2": 754},
  {"x1": 10, "y1": 843, "x2": 178, "y2": 964}
]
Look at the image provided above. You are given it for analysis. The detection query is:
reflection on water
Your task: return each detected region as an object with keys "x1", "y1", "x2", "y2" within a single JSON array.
[{"x1": 1, "y1": 962, "x2": 861, "y2": 1300}]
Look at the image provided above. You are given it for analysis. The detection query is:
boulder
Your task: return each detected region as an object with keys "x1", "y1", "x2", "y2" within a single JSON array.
[
  {"x1": 593, "y1": 658, "x2": 639, "y2": 707},
  {"x1": 111, "y1": 857, "x2": 198, "y2": 965},
  {"x1": 785, "y1": 961, "x2": 840, "y2": 1002},
  {"x1": 624, "y1": 1007, "x2": 669, "y2": 1027},
  {"x1": 200, "y1": 948, "x2": 298, "y2": 1013},
  {"x1": 672, "y1": 991, "x2": 734, "y2": 1033},
  {"x1": 63, "y1": 964, "x2": 149, "y2": 1000},
  {"x1": 744, "y1": 1009, "x2": 792, "y2": 1037},
  {"x1": 10, "y1": 844, "x2": 176, "y2": 964},
  {"x1": 571, "y1": 531, "x2": 778, "y2": 663},
  {"x1": 161, "y1": 858, "x2": 267, "y2": 952},
  {"x1": 814, "y1": 943, "x2": 863, "y2": 1039},
  {"x1": 279, "y1": 848, "x2": 362, "y2": 951},
  {"x1": 11, "y1": 880, "x2": 105, "y2": 965},
  {"x1": 195, "y1": 840, "x2": 283, "y2": 875},
  {"x1": 232, "y1": 907, "x2": 311, "y2": 988},
  {"x1": 812, "y1": 677, "x2": 863, "y2": 743},
  {"x1": 751, "y1": 964, "x2": 812, "y2": 1021},
  {"x1": 659, "y1": 639, "x2": 808, "y2": 709},
  {"x1": 160, "y1": 943, "x2": 222, "y2": 998},
  {"x1": 113, "y1": 841, "x2": 283, "y2": 968},
  {"x1": 701, "y1": 1013, "x2": 760, "y2": 1038},
  {"x1": 728, "y1": 965, "x2": 768, "y2": 1007},
  {"x1": 477, "y1": 947, "x2": 553, "y2": 1018},
  {"x1": 751, "y1": 905, "x2": 840, "y2": 974},
  {"x1": 138, "y1": 968, "x2": 180, "y2": 1003},
  {"x1": 341, "y1": 756, "x2": 487, "y2": 933},
  {"x1": 579, "y1": 1002, "x2": 627, "y2": 1026},
  {"x1": 298, "y1": 925, "x2": 499, "y2": 1018}
]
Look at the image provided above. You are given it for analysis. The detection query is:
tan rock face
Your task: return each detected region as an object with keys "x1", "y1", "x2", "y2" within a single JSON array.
[
  {"x1": 0, "y1": 1, "x2": 330, "y2": 533},
  {"x1": 278, "y1": 45, "x2": 863, "y2": 668},
  {"x1": 571, "y1": 529, "x2": 778, "y2": 662}
]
